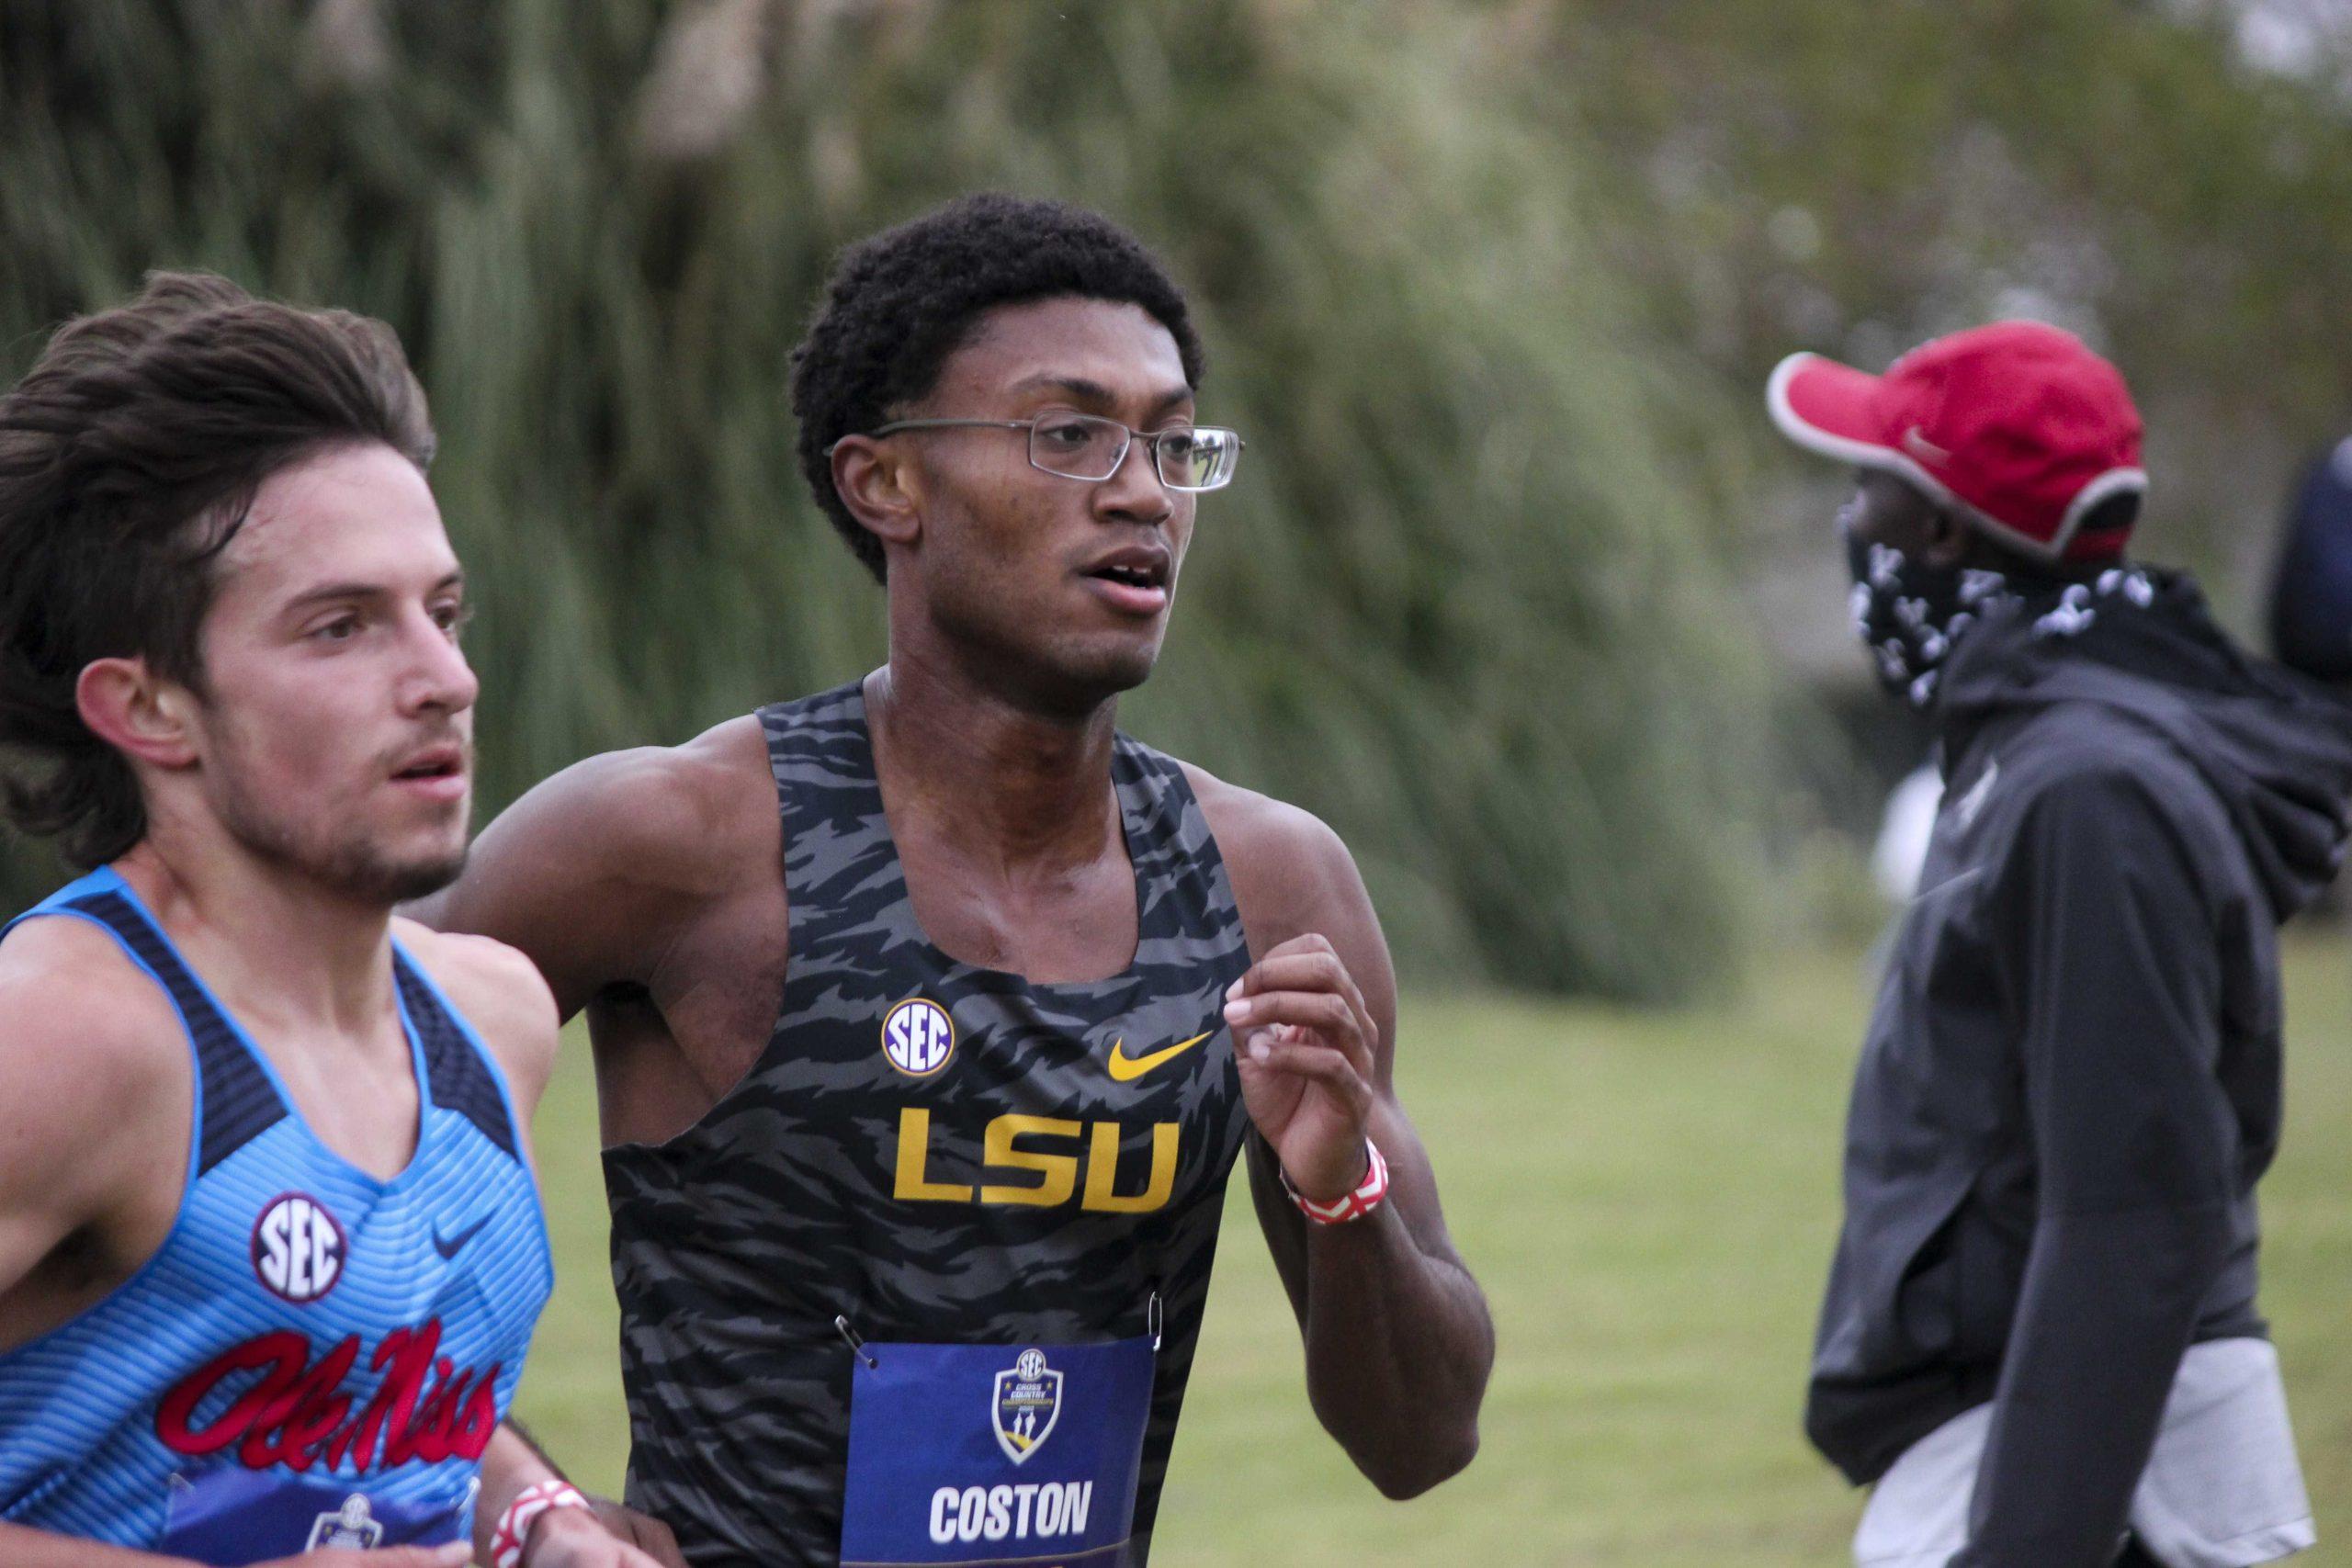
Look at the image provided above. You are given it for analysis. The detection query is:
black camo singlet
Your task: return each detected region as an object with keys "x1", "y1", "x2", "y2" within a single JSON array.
[{"x1": 603, "y1": 682, "x2": 1256, "y2": 1566}]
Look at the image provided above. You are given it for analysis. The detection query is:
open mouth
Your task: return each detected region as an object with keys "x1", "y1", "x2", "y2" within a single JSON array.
[
  {"x1": 1086, "y1": 561, "x2": 1167, "y2": 591},
  {"x1": 1080, "y1": 543, "x2": 1172, "y2": 609},
  {"x1": 392, "y1": 746, "x2": 467, "y2": 788}
]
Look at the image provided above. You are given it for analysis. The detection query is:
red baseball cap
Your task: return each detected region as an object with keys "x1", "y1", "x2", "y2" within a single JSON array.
[{"x1": 1767, "y1": 321, "x2": 2146, "y2": 563}]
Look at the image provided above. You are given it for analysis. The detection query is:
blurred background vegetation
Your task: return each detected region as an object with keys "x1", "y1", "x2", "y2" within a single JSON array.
[
  {"x1": 4, "y1": 0, "x2": 2348, "y2": 999},
  {"x1": 10, "y1": 6, "x2": 2352, "y2": 1562}
]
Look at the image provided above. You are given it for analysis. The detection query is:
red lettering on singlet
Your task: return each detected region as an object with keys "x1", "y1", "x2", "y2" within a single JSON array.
[{"x1": 154, "y1": 1319, "x2": 501, "y2": 1473}]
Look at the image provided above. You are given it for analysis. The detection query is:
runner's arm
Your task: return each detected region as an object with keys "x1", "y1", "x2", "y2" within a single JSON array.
[
  {"x1": 475, "y1": 1423, "x2": 684, "y2": 1568},
  {"x1": 1208, "y1": 793, "x2": 1494, "y2": 1497},
  {"x1": 0, "y1": 931, "x2": 187, "y2": 1352},
  {"x1": 0, "y1": 976, "x2": 110, "y2": 1319}
]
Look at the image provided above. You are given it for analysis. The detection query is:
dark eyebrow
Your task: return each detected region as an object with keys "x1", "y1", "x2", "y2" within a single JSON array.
[
  {"x1": 1144, "y1": 385, "x2": 1197, "y2": 421},
  {"x1": 283, "y1": 570, "x2": 464, "y2": 614},
  {"x1": 1009, "y1": 375, "x2": 1196, "y2": 420}
]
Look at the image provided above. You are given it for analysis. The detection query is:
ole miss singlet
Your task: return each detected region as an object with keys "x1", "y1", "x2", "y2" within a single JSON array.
[
  {"x1": 0, "y1": 866, "x2": 551, "y2": 1562},
  {"x1": 605, "y1": 684, "x2": 1255, "y2": 1567}
]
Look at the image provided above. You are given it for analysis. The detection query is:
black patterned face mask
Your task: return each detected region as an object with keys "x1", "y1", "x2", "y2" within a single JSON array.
[{"x1": 1842, "y1": 523, "x2": 2011, "y2": 708}]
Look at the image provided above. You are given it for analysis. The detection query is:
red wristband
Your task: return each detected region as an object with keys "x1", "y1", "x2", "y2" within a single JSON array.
[
  {"x1": 1281, "y1": 1138, "x2": 1389, "y2": 1224},
  {"x1": 492, "y1": 1479, "x2": 591, "y2": 1568}
]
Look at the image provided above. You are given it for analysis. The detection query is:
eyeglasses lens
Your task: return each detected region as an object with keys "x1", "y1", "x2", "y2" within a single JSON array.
[
  {"x1": 1157, "y1": 429, "x2": 1238, "y2": 491},
  {"x1": 1024, "y1": 413, "x2": 1240, "y2": 491},
  {"x1": 1029, "y1": 414, "x2": 1128, "y2": 481}
]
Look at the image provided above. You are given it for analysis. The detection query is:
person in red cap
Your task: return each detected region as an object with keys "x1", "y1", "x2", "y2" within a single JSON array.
[{"x1": 1770, "y1": 321, "x2": 2352, "y2": 1568}]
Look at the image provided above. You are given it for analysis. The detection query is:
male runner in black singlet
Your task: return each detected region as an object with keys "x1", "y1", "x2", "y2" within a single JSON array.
[{"x1": 422, "y1": 194, "x2": 1495, "y2": 1566}]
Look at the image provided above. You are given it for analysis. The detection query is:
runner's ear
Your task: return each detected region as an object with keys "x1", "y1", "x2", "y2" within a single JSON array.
[
  {"x1": 830, "y1": 434, "x2": 923, "y2": 559},
  {"x1": 74, "y1": 655, "x2": 200, "y2": 771}
]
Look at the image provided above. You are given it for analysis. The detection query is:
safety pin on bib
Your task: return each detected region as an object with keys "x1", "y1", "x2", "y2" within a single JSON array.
[
  {"x1": 1147, "y1": 1291, "x2": 1163, "y2": 1352},
  {"x1": 835, "y1": 1314, "x2": 878, "y2": 1370}
]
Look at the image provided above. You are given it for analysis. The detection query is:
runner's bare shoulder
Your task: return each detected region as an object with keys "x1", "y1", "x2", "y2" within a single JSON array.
[
  {"x1": 1176, "y1": 762, "x2": 1361, "y2": 933},
  {"x1": 1176, "y1": 761, "x2": 1395, "y2": 1055},
  {"x1": 0, "y1": 914, "x2": 194, "y2": 1224},
  {"x1": 387, "y1": 920, "x2": 561, "y2": 1114},
  {"x1": 424, "y1": 714, "x2": 778, "y2": 1011}
]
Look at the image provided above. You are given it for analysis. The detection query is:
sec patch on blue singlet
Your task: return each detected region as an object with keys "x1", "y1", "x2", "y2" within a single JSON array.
[{"x1": 840, "y1": 1337, "x2": 1153, "y2": 1567}]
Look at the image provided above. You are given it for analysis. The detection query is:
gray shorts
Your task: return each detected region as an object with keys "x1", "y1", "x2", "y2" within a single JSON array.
[{"x1": 1854, "y1": 1337, "x2": 2315, "y2": 1568}]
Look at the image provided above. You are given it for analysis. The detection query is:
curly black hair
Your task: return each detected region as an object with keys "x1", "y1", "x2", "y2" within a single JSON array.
[{"x1": 789, "y1": 192, "x2": 1205, "y2": 581}]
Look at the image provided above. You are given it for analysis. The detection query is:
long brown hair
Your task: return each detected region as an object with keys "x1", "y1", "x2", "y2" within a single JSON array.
[{"x1": 0, "y1": 271, "x2": 436, "y2": 867}]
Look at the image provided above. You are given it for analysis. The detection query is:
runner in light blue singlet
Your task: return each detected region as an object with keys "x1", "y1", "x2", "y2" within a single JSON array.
[{"x1": 0, "y1": 866, "x2": 552, "y2": 1562}]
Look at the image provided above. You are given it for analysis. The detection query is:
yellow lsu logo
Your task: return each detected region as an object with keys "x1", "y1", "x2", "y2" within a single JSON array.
[{"x1": 894, "y1": 1110, "x2": 1179, "y2": 1214}]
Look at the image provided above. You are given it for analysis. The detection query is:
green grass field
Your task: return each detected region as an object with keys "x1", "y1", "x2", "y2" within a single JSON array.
[{"x1": 512, "y1": 934, "x2": 2352, "y2": 1565}]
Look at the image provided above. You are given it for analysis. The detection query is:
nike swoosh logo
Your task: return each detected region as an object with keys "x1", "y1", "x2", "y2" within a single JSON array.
[
  {"x1": 1901, "y1": 425, "x2": 1952, "y2": 464},
  {"x1": 1106, "y1": 1031, "x2": 1215, "y2": 1083},
  {"x1": 432, "y1": 1213, "x2": 492, "y2": 1260}
]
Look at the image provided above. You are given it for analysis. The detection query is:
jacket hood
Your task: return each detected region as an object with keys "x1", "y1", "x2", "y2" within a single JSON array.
[{"x1": 1938, "y1": 567, "x2": 2352, "y2": 919}]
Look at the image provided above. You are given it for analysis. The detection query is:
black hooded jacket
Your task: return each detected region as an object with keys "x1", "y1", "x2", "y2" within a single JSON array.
[{"x1": 1805, "y1": 570, "x2": 2352, "y2": 1566}]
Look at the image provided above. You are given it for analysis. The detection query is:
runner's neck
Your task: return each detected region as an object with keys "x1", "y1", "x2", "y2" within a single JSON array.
[
  {"x1": 109, "y1": 837, "x2": 400, "y2": 1042},
  {"x1": 864, "y1": 660, "x2": 1125, "y2": 880}
]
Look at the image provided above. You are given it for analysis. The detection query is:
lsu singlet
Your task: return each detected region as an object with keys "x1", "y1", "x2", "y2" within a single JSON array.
[
  {"x1": 0, "y1": 866, "x2": 551, "y2": 1562},
  {"x1": 604, "y1": 683, "x2": 1255, "y2": 1567}
]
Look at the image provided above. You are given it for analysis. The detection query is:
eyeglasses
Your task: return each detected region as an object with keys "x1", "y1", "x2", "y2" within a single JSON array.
[{"x1": 842, "y1": 411, "x2": 1245, "y2": 491}]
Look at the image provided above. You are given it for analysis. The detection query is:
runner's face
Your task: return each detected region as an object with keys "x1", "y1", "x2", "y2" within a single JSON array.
[
  {"x1": 187, "y1": 443, "x2": 479, "y2": 904},
  {"x1": 899, "y1": 298, "x2": 1197, "y2": 707}
]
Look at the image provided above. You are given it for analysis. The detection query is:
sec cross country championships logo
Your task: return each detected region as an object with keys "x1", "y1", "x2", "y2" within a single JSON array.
[
  {"x1": 250, "y1": 1192, "x2": 346, "y2": 1304},
  {"x1": 880, "y1": 997, "x2": 956, "y2": 1077},
  {"x1": 309, "y1": 1495, "x2": 383, "y2": 1550},
  {"x1": 992, "y1": 1348, "x2": 1063, "y2": 1464}
]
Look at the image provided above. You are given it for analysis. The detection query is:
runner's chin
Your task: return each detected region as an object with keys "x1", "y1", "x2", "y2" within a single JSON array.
[{"x1": 1050, "y1": 614, "x2": 1169, "y2": 700}]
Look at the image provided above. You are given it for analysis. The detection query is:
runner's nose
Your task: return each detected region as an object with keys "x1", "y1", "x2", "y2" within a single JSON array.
[
  {"x1": 401, "y1": 604, "x2": 480, "y2": 716},
  {"x1": 1093, "y1": 433, "x2": 1174, "y2": 528}
]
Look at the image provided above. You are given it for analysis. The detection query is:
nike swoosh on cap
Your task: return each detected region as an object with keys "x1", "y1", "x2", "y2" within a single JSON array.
[
  {"x1": 1105, "y1": 1031, "x2": 1215, "y2": 1083},
  {"x1": 1901, "y1": 425, "x2": 1953, "y2": 464}
]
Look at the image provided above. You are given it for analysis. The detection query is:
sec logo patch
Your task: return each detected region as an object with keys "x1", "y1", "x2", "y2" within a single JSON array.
[
  {"x1": 251, "y1": 1191, "x2": 346, "y2": 1304},
  {"x1": 881, "y1": 997, "x2": 956, "y2": 1077}
]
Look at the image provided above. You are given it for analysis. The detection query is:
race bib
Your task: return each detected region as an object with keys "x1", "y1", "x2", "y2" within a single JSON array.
[
  {"x1": 157, "y1": 1468, "x2": 468, "y2": 1564},
  {"x1": 841, "y1": 1337, "x2": 1154, "y2": 1568}
]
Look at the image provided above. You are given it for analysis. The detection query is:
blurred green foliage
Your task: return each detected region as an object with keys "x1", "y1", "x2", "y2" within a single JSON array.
[
  {"x1": 0, "y1": 0, "x2": 1769, "y2": 998},
  {"x1": 5, "y1": 1, "x2": 2347, "y2": 996},
  {"x1": 1541, "y1": 0, "x2": 2352, "y2": 589}
]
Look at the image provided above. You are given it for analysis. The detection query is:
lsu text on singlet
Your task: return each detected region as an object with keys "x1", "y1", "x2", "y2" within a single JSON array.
[
  {"x1": 605, "y1": 684, "x2": 1256, "y2": 1567},
  {"x1": 0, "y1": 866, "x2": 552, "y2": 1562}
]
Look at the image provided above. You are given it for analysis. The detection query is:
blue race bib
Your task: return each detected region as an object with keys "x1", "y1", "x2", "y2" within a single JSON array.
[
  {"x1": 158, "y1": 1469, "x2": 469, "y2": 1564},
  {"x1": 840, "y1": 1337, "x2": 1154, "y2": 1568}
]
